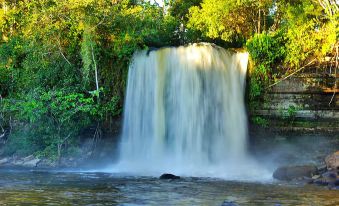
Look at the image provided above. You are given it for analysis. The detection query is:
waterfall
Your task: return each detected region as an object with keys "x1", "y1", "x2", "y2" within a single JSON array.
[{"x1": 114, "y1": 43, "x2": 268, "y2": 180}]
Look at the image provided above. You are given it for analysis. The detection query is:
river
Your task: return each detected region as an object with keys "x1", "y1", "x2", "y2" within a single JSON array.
[{"x1": 0, "y1": 169, "x2": 338, "y2": 205}]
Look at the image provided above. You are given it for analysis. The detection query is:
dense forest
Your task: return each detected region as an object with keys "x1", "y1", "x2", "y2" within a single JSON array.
[{"x1": 0, "y1": 0, "x2": 338, "y2": 161}]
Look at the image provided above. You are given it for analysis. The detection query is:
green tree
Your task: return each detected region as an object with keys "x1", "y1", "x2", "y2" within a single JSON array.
[
  {"x1": 187, "y1": 0, "x2": 273, "y2": 43},
  {"x1": 2, "y1": 89, "x2": 98, "y2": 161},
  {"x1": 0, "y1": 0, "x2": 181, "y2": 160}
]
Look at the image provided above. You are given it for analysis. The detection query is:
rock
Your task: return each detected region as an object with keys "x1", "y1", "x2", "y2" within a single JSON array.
[
  {"x1": 322, "y1": 170, "x2": 338, "y2": 179},
  {"x1": 59, "y1": 157, "x2": 78, "y2": 168},
  {"x1": 314, "y1": 170, "x2": 339, "y2": 186},
  {"x1": 303, "y1": 177, "x2": 314, "y2": 184},
  {"x1": 0, "y1": 157, "x2": 10, "y2": 165},
  {"x1": 317, "y1": 165, "x2": 327, "y2": 174},
  {"x1": 325, "y1": 151, "x2": 339, "y2": 170},
  {"x1": 13, "y1": 155, "x2": 40, "y2": 167},
  {"x1": 314, "y1": 178, "x2": 331, "y2": 186},
  {"x1": 22, "y1": 156, "x2": 40, "y2": 167},
  {"x1": 159, "y1": 173, "x2": 180, "y2": 180},
  {"x1": 273, "y1": 165, "x2": 318, "y2": 181},
  {"x1": 330, "y1": 186, "x2": 339, "y2": 190},
  {"x1": 13, "y1": 159, "x2": 24, "y2": 166},
  {"x1": 328, "y1": 179, "x2": 339, "y2": 188},
  {"x1": 221, "y1": 201, "x2": 238, "y2": 206},
  {"x1": 37, "y1": 159, "x2": 57, "y2": 168}
]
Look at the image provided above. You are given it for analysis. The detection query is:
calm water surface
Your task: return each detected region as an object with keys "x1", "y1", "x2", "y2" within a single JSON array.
[{"x1": 0, "y1": 169, "x2": 338, "y2": 206}]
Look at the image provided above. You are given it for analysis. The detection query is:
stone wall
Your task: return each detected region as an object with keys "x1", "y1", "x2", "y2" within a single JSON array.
[{"x1": 252, "y1": 68, "x2": 339, "y2": 131}]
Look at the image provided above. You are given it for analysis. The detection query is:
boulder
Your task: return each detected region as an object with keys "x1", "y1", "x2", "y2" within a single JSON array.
[
  {"x1": 159, "y1": 173, "x2": 180, "y2": 180},
  {"x1": 325, "y1": 151, "x2": 339, "y2": 170},
  {"x1": 273, "y1": 165, "x2": 318, "y2": 181}
]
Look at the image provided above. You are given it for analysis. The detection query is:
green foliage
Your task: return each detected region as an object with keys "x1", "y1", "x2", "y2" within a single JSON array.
[
  {"x1": 169, "y1": 0, "x2": 202, "y2": 21},
  {"x1": 0, "y1": 36, "x2": 25, "y2": 97},
  {"x1": 281, "y1": 0, "x2": 337, "y2": 67},
  {"x1": 246, "y1": 32, "x2": 286, "y2": 101},
  {"x1": 100, "y1": 96, "x2": 121, "y2": 117},
  {"x1": 246, "y1": 32, "x2": 286, "y2": 66},
  {"x1": 251, "y1": 116, "x2": 268, "y2": 127},
  {"x1": 287, "y1": 105, "x2": 299, "y2": 118},
  {"x1": 2, "y1": 89, "x2": 99, "y2": 159},
  {"x1": 3, "y1": 132, "x2": 34, "y2": 157},
  {"x1": 0, "y1": 1, "x2": 181, "y2": 160},
  {"x1": 279, "y1": 105, "x2": 301, "y2": 121},
  {"x1": 81, "y1": 24, "x2": 96, "y2": 88},
  {"x1": 187, "y1": 0, "x2": 273, "y2": 43},
  {"x1": 248, "y1": 64, "x2": 269, "y2": 99},
  {"x1": 0, "y1": 0, "x2": 338, "y2": 159}
]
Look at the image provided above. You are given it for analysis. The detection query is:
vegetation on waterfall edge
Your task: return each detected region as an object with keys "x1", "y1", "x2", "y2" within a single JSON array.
[{"x1": 0, "y1": 0, "x2": 338, "y2": 161}]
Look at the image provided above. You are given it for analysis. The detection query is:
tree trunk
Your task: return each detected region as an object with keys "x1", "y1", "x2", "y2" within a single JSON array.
[
  {"x1": 263, "y1": 10, "x2": 267, "y2": 32},
  {"x1": 57, "y1": 143, "x2": 62, "y2": 165},
  {"x1": 91, "y1": 43, "x2": 100, "y2": 101},
  {"x1": 258, "y1": 8, "x2": 261, "y2": 34}
]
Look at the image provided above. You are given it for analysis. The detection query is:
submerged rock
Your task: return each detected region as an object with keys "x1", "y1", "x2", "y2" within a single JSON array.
[
  {"x1": 325, "y1": 151, "x2": 339, "y2": 170},
  {"x1": 159, "y1": 173, "x2": 180, "y2": 180},
  {"x1": 273, "y1": 165, "x2": 318, "y2": 181}
]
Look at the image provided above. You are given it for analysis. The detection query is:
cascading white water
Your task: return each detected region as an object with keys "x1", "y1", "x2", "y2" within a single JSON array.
[{"x1": 113, "y1": 43, "x2": 270, "y2": 180}]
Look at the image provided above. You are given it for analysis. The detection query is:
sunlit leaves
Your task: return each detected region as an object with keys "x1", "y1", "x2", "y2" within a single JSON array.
[
  {"x1": 187, "y1": 0, "x2": 273, "y2": 42},
  {"x1": 281, "y1": 0, "x2": 337, "y2": 67}
]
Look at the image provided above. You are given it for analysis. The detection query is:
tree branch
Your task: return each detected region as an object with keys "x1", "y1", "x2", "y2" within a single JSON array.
[
  {"x1": 267, "y1": 59, "x2": 317, "y2": 89},
  {"x1": 91, "y1": 42, "x2": 100, "y2": 100},
  {"x1": 57, "y1": 39, "x2": 72, "y2": 66},
  {"x1": 329, "y1": 45, "x2": 338, "y2": 105}
]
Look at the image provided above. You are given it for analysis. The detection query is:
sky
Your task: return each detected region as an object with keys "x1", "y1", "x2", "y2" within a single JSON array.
[{"x1": 150, "y1": 0, "x2": 164, "y2": 7}]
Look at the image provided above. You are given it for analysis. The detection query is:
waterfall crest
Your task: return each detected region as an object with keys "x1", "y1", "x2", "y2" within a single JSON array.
[{"x1": 114, "y1": 43, "x2": 268, "y2": 180}]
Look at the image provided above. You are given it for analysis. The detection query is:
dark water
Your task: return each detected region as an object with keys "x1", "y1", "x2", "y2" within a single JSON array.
[{"x1": 0, "y1": 169, "x2": 338, "y2": 206}]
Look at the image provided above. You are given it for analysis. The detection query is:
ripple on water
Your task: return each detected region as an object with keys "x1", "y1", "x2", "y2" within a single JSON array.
[{"x1": 0, "y1": 170, "x2": 338, "y2": 206}]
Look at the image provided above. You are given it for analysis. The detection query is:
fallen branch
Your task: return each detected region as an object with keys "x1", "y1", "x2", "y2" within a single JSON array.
[{"x1": 266, "y1": 59, "x2": 317, "y2": 89}]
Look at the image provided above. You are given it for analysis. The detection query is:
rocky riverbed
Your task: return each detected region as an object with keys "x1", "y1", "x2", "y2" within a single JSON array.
[{"x1": 273, "y1": 151, "x2": 339, "y2": 190}]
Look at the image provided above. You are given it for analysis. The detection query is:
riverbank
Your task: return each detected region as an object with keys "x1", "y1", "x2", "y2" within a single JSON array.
[
  {"x1": 0, "y1": 136, "x2": 118, "y2": 169},
  {"x1": 1, "y1": 124, "x2": 338, "y2": 174}
]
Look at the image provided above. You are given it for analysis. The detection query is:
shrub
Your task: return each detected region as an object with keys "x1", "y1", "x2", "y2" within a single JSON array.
[{"x1": 246, "y1": 32, "x2": 286, "y2": 101}]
